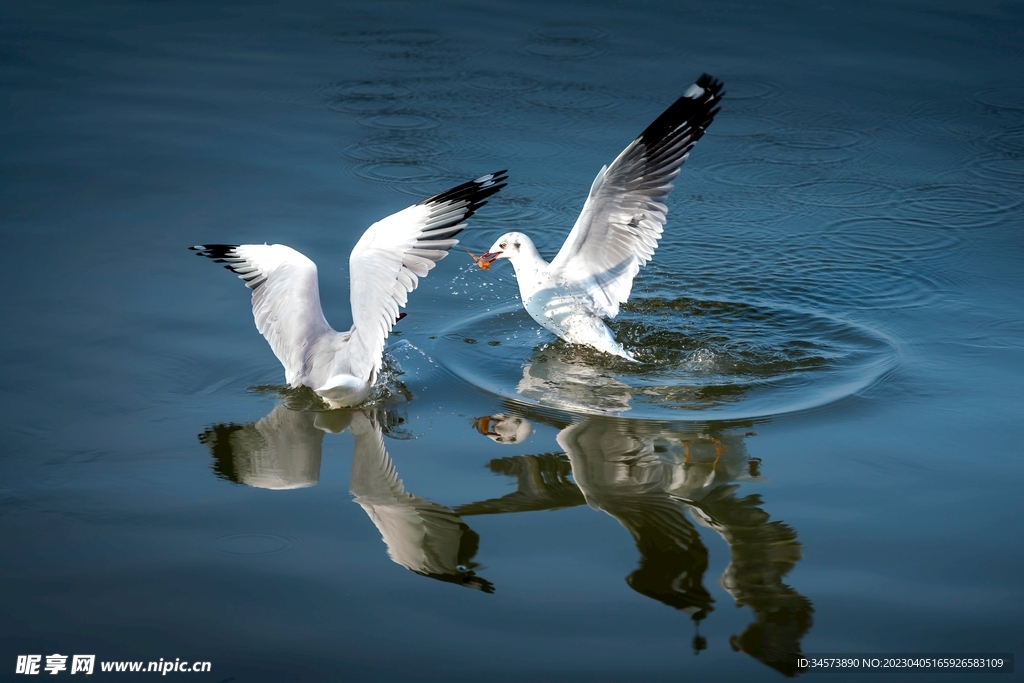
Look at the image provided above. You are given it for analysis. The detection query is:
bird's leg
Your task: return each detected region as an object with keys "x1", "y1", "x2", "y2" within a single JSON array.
[{"x1": 712, "y1": 438, "x2": 724, "y2": 471}]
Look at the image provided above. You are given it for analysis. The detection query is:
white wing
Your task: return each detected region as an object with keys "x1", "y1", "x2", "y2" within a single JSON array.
[
  {"x1": 190, "y1": 243, "x2": 337, "y2": 386},
  {"x1": 347, "y1": 171, "x2": 507, "y2": 380},
  {"x1": 549, "y1": 75, "x2": 724, "y2": 318}
]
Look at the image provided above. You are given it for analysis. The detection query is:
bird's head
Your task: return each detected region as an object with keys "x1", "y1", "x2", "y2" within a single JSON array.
[
  {"x1": 480, "y1": 232, "x2": 533, "y2": 266},
  {"x1": 474, "y1": 414, "x2": 533, "y2": 445}
]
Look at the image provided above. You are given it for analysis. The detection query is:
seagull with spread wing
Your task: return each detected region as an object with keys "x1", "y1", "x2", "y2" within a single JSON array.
[
  {"x1": 476, "y1": 75, "x2": 723, "y2": 360},
  {"x1": 192, "y1": 171, "x2": 507, "y2": 406}
]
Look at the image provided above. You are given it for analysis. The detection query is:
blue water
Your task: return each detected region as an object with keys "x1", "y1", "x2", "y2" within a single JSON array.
[{"x1": 2, "y1": 0, "x2": 1023, "y2": 681}]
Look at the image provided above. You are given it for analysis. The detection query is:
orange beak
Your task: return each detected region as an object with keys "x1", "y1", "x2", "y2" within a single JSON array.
[{"x1": 474, "y1": 416, "x2": 495, "y2": 435}]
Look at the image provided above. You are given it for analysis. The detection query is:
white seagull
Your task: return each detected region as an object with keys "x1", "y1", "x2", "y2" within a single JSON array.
[
  {"x1": 192, "y1": 171, "x2": 507, "y2": 407},
  {"x1": 478, "y1": 75, "x2": 724, "y2": 360}
]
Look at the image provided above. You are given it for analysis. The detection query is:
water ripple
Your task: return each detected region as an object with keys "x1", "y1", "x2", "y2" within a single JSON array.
[
  {"x1": 433, "y1": 299, "x2": 897, "y2": 419},
  {"x1": 359, "y1": 112, "x2": 441, "y2": 131},
  {"x1": 520, "y1": 82, "x2": 621, "y2": 112},
  {"x1": 318, "y1": 80, "x2": 415, "y2": 114},
  {"x1": 704, "y1": 160, "x2": 822, "y2": 188},
  {"x1": 356, "y1": 29, "x2": 471, "y2": 73},
  {"x1": 783, "y1": 179, "x2": 902, "y2": 209},
  {"x1": 211, "y1": 533, "x2": 297, "y2": 556},
  {"x1": 968, "y1": 154, "x2": 1024, "y2": 183},
  {"x1": 900, "y1": 185, "x2": 1023, "y2": 229},
  {"x1": 348, "y1": 160, "x2": 451, "y2": 185},
  {"x1": 337, "y1": 132, "x2": 456, "y2": 163},
  {"x1": 784, "y1": 262, "x2": 944, "y2": 310},
  {"x1": 708, "y1": 114, "x2": 782, "y2": 138},
  {"x1": 520, "y1": 25, "x2": 608, "y2": 60},
  {"x1": 974, "y1": 86, "x2": 1024, "y2": 111},
  {"x1": 724, "y1": 78, "x2": 785, "y2": 102},
  {"x1": 465, "y1": 72, "x2": 542, "y2": 94},
  {"x1": 826, "y1": 216, "x2": 963, "y2": 257}
]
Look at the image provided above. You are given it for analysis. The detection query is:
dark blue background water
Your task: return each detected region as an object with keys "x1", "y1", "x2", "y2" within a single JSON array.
[{"x1": 2, "y1": 1, "x2": 1022, "y2": 681}]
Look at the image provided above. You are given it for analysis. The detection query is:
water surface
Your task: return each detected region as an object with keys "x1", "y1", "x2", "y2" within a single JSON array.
[{"x1": 1, "y1": 0, "x2": 1023, "y2": 681}]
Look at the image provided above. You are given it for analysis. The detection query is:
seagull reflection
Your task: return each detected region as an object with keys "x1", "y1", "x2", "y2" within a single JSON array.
[
  {"x1": 349, "y1": 411, "x2": 493, "y2": 592},
  {"x1": 463, "y1": 412, "x2": 812, "y2": 673},
  {"x1": 556, "y1": 419, "x2": 715, "y2": 622},
  {"x1": 456, "y1": 450, "x2": 585, "y2": 516},
  {"x1": 517, "y1": 350, "x2": 633, "y2": 414},
  {"x1": 198, "y1": 404, "x2": 493, "y2": 593},
  {"x1": 201, "y1": 404, "x2": 348, "y2": 489}
]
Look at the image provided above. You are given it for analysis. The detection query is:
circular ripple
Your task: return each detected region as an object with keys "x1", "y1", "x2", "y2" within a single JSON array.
[
  {"x1": 358, "y1": 30, "x2": 469, "y2": 73},
  {"x1": 784, "y1": 179, "x2": 901, "y2": 209},
  {"x1": 533, "y1": 25, "x2": 608, "y2": 41},
  {"x1": 790, "y1": 263, "x2": 944, "y2": 310},
  {"x1": 212, "y1": 533, "x2": 296, "y2": 556},
  {"x1": 373, "y1": 29, "x2": 444, "y2": 45},
  {"x1": 826, "y1": 216, "x2": 963, "y2": 256},
  {"x1": 469, "y1": 195, "x2": 551, "y2": 231},
  {"x1": 324, "y1": 29, "x2": 384, "y2": 44},
  {"x1": 363, "y1": 42, "x2": 448, "y2": 58},
  {"x1": 520, "y1": 83, "x2": 620, "y2": 112},
  {"x1": 465, "y1": 72, "x2": 541, "y2": 93},
  {"x1": 900, "y1": 185, "x2": 1023, "y2": 229},
  {"x1": 958, "y1": 316, "x2": 1024, "y2": 350},
  {"x1": 708, "y1": 114, "x2": 780, "y2": 138},
  {"x1": 349, "y1": 161, "x2": 450, "y2": 185},
  {"x1": 882, "y1": 99, "x2": 994, "y2": 154},
  {"x1": 521, "y1": 25, "x2": 608, "y2": 59},
  {"x1": 318, "y1": 80, "x2": 414, "y2": 114},
  {"x1": 337, "y1": 161, "x2": 459, "y2": 199},
  {"x1": 975, "y1": 86, "x2": 1024, "y2": 111},
  {"x1": 968, "y1": 154, "x2": 1024, "y2": 183},
  {"x1": 705, "y1": 160, "x2": 820, "y2": 188},
  {"x1": 725, "y1": 78, "x2": 784, "y2": 101},
  {"x1": 994, "y1": 127, "x2": 1024, "y2": 152},
  {"x1": 360, "y1": 112, "x2": 440, "y2": 131},
  {"x1": 768, "y1": 126, "x2": 868, "y2": 151},
  {"x1": 433, "y1": 299, "x2": 897, "y2": 419},
  {"x1": 746, "y1": 140, "x2": 857, "y2": 166},
  {"x1": 338, "y1": 133, "x2": 456, "y2": 163}
]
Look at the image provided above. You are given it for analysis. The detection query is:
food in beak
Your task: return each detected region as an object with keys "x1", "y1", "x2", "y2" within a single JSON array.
[
  {"x1": 474, "y1": 416, "x2": 494, "y2": 435},
  {"x1": 465, "y1": 248, "x2": 500, "y2": 270}
]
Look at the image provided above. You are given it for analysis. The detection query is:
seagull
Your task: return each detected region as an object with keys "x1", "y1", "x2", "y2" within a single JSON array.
[
  {"x1": 477, "y1": 75, "x2": 724, "y2": 360},
  {"x1": 191, "y1": 171, "x2": 507, "y2": 407}
]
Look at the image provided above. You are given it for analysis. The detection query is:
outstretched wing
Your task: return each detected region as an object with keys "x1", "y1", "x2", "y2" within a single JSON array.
[
  {"x1": 190, "y1": 243, "x2": 334, "y2": 386},
  {"x1": 347, "y1": 171, "x2": 507, "y2": 380},
  {"x1": 549, "y1": 75, "x2": 724, "y2": 318}
]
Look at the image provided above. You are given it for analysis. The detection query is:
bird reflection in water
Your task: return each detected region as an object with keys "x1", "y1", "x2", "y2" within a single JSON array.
[
  {"x1": 198, "y1": 399, "x2": 493, "y2": 593},
  {"x1": 463, "y1": 412, "x2": 812, "y2": 675}
]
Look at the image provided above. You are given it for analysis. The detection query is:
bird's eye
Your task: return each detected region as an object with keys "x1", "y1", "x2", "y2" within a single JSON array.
[{"x1": 499, "y1": 243, "x2": 506, "y2": 249}]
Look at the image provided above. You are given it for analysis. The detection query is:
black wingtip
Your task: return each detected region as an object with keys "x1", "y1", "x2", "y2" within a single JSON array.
[
  {"x1": 637, "y1": 74, "x2": 725, "y2": 151},
  {"x1": 419, "y1": 170, "x2": 509, "y2": 220},
  {"x1": 190, "y1": 244, "x2": 240, "y2": 259},
  {"x1": 695, "y1": 73, "x2": 726, "y2": 98}
]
